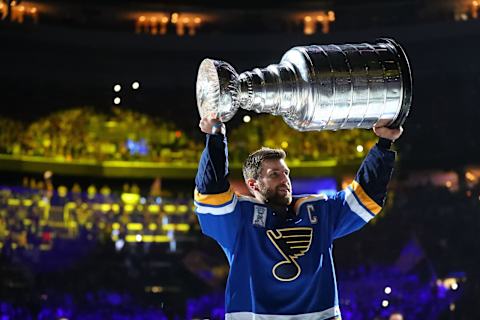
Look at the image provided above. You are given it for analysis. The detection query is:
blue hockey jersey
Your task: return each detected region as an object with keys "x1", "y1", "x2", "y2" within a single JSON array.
[{"x1": 194, "y1": 134, "x2": 395, "y2": 320}]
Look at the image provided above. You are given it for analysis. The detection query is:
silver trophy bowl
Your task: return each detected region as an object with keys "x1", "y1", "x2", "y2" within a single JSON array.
[{"x1": 196, "y1": 38, "x2": 412, "y2": 131}]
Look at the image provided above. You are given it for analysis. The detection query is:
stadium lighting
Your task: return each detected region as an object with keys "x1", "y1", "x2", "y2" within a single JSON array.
[
  {"x1": 243, "y1": 115, "x2": 251, "y2": 123},
  {"x1": 382, "y1": 300, "x2": 389, "y2": 308},
  {"x1": 451, "y1": 282, "x2": 458, "y2": 290},
  {"x1": 384, "y1": 286, "x2": 392, "y2": 294},
  {"x1": 113, "y1": 97, "x2": 121, "y2": 105},
  {"x1": 356, "y1": 145, "x2": 364, "y2": 153},
  {"x1": 132, "y1": 81, "x2": 140, "y2": 90},
  {"x1": 113, "y1": 84, "x2": 121, "y2": 92}
]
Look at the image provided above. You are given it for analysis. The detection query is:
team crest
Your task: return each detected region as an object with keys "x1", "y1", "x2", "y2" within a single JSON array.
[
  {"x1": 252, "y1": 205, "x2": 267, "y2": 227},
  {"x1": 266, "y1": 227, "x2": 313, "y2": 281}
]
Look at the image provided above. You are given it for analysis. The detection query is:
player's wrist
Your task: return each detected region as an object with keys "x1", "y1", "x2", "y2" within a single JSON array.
[{"x1": 211, "y1": 122, "x2": 226, "y2": 135}]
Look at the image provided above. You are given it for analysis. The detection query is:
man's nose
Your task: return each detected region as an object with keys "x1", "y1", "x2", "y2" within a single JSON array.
[{"x1": 279, "y1": 173, "x2": 289, "y2": 184}]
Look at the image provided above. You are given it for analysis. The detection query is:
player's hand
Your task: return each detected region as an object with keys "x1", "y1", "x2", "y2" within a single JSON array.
[
  {"x1": 199, "y1": 116, "x2": 223, "y2": 134},
  {"x1": 373, "y1": 125, "x2": 403, "y2": 141}
]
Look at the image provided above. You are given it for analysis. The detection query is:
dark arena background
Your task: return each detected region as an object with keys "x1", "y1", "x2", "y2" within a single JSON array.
[{"x1": 1, "y1": 0, "x2": 480, "y2": 319}]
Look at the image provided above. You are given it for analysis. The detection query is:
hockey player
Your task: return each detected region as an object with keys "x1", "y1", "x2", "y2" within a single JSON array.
[{"x1": 194, "y1": 116, "x2": 403, "y2": 320}]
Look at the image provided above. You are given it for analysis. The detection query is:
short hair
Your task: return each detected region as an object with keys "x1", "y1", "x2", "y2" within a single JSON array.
[{"x1": 242, "y1": 147, "x2": 286, "y2": 181}]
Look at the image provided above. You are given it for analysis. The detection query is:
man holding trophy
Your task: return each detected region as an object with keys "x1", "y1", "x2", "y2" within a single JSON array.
[{"x1": 194, "y1": 39, "x2": 411, "y2": 319}]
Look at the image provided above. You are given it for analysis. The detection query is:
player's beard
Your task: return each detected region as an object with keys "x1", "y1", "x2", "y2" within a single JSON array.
[{"x1": 258, "y1": 181, "x2": 292, "y2": 207}]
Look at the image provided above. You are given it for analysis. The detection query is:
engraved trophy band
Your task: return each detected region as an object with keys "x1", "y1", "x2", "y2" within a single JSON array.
[{"x1": 196, "y1": 38, "x2": 412, "y2": 131}]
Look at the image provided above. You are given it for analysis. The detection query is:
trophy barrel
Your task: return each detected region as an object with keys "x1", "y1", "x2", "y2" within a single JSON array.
[{"x1": 277, "y1": 38, "x2": 412, "y2": 131}]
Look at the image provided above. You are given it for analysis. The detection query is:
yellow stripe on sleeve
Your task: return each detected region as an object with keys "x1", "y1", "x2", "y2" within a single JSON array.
[
  {"x1": 194, "y1": 187, "x2": 235, "y2": 206},
  {"x1": 349, "y1": 180, "x2": 382, "y2": 215}
]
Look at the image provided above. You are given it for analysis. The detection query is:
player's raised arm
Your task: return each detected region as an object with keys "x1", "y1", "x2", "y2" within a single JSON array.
[
  {"x1": 329, "y1": 126, "x2": 403, "y2": 239},
  {"x1": 194, "y1": 117, "x2": 241, "y2": 258}
]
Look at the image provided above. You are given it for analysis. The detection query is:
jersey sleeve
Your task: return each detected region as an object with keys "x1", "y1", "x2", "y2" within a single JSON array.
[
  {"x1": 194, "y1": 133, "x2": 241, "y2": 259},
  {"x1": 329, "y1": 141, "x2": 396, "y2": 239}
]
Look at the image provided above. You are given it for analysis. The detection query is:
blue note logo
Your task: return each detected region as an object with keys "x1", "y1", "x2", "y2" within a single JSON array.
[{"x1": 266, "y1": 227, "x2": 313, "y2": 282}]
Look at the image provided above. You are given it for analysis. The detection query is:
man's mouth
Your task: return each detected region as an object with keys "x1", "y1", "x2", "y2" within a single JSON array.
[{"x1": 277, "y1": 186, "x2": 290, "y2": 194}]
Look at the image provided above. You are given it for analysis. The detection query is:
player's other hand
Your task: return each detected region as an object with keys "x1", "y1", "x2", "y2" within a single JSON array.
[
  {"x1": 373, "y1": 125, "x2": 403, "y2": 141},
  {"x1": 199, "y1": 115, "x2": 222, "y2": 134}
]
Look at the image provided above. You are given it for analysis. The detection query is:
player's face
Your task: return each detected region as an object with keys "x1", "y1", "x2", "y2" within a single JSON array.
[{"x1": 257, "y1": 159, "x2": 292, "y2": 206}]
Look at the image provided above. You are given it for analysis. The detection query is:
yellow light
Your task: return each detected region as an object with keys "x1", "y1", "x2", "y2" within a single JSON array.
[
  {"x1": 163, "y1": 223, "x2": 190, "y2": 232},
  {"x1": 445, "y1": 181, "x2": 452, "y2": 188},
  {"x1": 142, "y1": 235, "x2": 154, "y2": 242},
  {"x1": 22, "y1": 199, "x2": 33, "y2": 206},
  {"x1": 112, "y1": 204, "x2": 120, "y2": 212},
  {"x1": 154, "y1": 235, "x2": 170, "y2": 242},
  {"x1": 127, "y1": 223, "x2": 143, "y2": 231},
  {"x1": 65, "y1": 202, "x2": 76, "y2": 209},
  {"x1": 31, "y1": 7, "x2": 37, "y2": 14},
  {"x1": 23, "y1": 219, "x2": 32, "y2": 226},
  {"x1": 474, "y1": 1, "x2": 479, "y2": 7},
  {"x1": 121, "y1": 193, "x2": 140, "y2": 205},
  {"x1": 139, "y1": 16, "x2": 146, "y2": 22},
  {"x1": 151, "y1": 286, "x2": 163, "y2": 293},
  {"x1": 465, "y1": 171, "x2": 476, "y2": 181},
  {"x1": 148, "y1": 205, "x2": 160, "y2": 213},
  {"x1": 194, "y1": 17, "x2": 201, "y2": 24},
  {"x1": 304, "y1": 16, "x2": 312, "y2": 22},
  {"x1": 58, "y1": 186, "x2": 68, "y2": 197},
  {"x1": 19, "y1": 5, "x2": 25, "y2": 12},
  {"x1": 177, "y1": 204, "x2": 188, "y2": 213},
  {"x1": 171, "y1": 12, "x2": 178, "y2": 23},
  {"x1": 125, "y1": 235, "x2": 137, "y2": 242},
  {"x1": 356, "y1": 145, "x2": 364, "y2": 153},
  {"x1": 150, "y1": 16, "x2": 157, "y2": 22},
  {"x1": 161, "y1": 16, "x2": 169, "y2": 23},
  {"x1": 40, "y1": 244, "x2": 51, "y2": 251},
  {"x1": 281, "y1": 141, "x2": 288, "y2": 149},
  {"x1": 163, "y1": 204, "x2": 177, "y2": 213},
  {"x1": 176, "y1": 223, "x2": 190, "y2": 232},
  {"x1": 243, "y1": 115, "x2": 251, "y2": 123},
  {"x1": 163, "y1": 224, "x2": 174, "y2": 231},
  {"x1": 11, "y1": 1, "x2": 17, "y2": 6},
  {"x1": 183, "y1": 17, "x2": 190, "y2": 23},
  {"x1": 148, "y1": 223, "x2": 158, "y2": 231},
  {"x1": 328, "y1": 11, "x2": 336, "y2": 21},
  {"x1": 112, "y1": 222, "x2": 120, "y2": 230},
  {"x1": 7, "y1": 199, "x2": 20, "y2": 206},
  {"x1": 101, "y1": 204, "x2": 111, "y2": 212},
  {"x1": 124, "y1": 204, "x2": 134, "y2": 212},
  {"x1": 317, "y1": 15, "x2": 324, "y2": 22}
]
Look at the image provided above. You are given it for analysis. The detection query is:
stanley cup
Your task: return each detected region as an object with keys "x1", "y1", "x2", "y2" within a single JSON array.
[{"x1": 196, "y1": 38, "x2": 412, "y2": 131}]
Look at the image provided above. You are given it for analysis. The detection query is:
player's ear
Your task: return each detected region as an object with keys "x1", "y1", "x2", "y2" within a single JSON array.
[{"x1": 246, "y1": 178, "x2": 259, "y2": 192}]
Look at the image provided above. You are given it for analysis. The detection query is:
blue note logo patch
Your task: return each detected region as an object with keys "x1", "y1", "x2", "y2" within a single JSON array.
[{"x1": 266, "y1": 227, "x2": 313, "y2": 281}]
